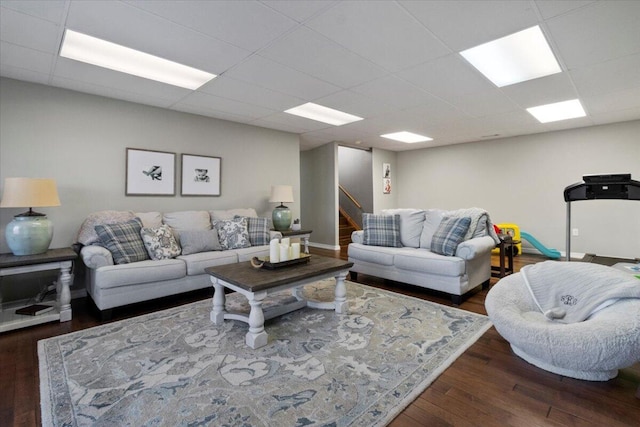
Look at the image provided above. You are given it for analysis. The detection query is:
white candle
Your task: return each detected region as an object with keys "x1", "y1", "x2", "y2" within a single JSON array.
[
  {"x1": 281, "y1": 237, "x2": 290, "y2": 247},
  {"x1": 279, "y1": 243, "x2": 289, "y2": 261},
  {"x1": 291, "y1": 242, "x2": 300, "y2": 259},
  {"x1": 269, "y1": 239, "x2": 280, "y2": 263}
]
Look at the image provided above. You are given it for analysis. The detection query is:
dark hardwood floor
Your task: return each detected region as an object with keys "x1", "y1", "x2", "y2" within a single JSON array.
[{"x1": 1, "y1": 250, "x2": 638, "y2": 426}]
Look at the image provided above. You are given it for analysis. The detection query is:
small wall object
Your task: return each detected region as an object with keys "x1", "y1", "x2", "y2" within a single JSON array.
[{"x1": 383, "y1": 178, "x2": 391, "y2": 194}]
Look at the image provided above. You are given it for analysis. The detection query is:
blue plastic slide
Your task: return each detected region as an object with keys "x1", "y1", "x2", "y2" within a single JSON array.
[{"x1": 520, "y1": 231, "x2": 561, "y2": 259}]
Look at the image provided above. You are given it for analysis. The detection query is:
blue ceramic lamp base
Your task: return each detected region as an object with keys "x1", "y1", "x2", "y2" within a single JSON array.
[{"x1": 5, "y1": 213, "x2": 54, "y2": 256}]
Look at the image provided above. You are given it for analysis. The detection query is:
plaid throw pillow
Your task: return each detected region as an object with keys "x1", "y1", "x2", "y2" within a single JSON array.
[
  {"x1": 235, "y1": 216, "x2": 269, "y2": 246},
  {"x1": 362, "y1": 213, "x2": 402, "y2": 247},
  {"x1": 95, "y1": 217, "x2": 150, "y2": 264},
  {"x1": 430, "y1": 216, "x2": 471, "y2": 256}
]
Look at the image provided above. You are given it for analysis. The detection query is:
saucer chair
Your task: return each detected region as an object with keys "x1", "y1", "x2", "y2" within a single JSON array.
[{"x1": 485, "y1": 272, "x2": 640, "y2": 381}]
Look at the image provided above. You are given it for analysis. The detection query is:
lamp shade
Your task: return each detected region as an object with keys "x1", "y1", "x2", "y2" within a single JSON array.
[
  {"x1": 269, "y1": 185, "x2": 294, "y2": 204},
  {"x1": 0, "y1": 177, "x2": 61, "y2": 209},
  {"x1": 1, "y1": 178, "x2": 60, "y2": 256}
]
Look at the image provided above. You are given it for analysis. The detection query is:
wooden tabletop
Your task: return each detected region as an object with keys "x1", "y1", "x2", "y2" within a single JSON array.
[
  {"x1": 205, "y1": 254, "x2": 353, "y2": 293},
  {"x1": 0, "y1": 247, "x2": 77, "y2": 268}
]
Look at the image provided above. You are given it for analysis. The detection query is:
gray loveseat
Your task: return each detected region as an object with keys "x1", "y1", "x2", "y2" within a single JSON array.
[
  {"x1": 348, "y1": 208, "x2": 499, "y2": 304},
  {"x1": 77, "y1": 208, "x2": 277, "y2": 318}
]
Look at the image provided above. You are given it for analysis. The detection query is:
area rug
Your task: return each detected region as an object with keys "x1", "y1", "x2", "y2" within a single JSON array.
[{"x1": 39, "y1": 280, "x2": 491, "y2": 426}]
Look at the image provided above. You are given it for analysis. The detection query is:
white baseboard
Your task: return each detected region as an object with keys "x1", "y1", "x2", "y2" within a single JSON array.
[{"x1": 309, "y1": 242, "x2": 340, "y2": 251}]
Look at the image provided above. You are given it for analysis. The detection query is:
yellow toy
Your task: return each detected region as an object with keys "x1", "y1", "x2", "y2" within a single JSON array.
[{"x1": 492, "y1": 223, "x2": 522, "y2": 255}]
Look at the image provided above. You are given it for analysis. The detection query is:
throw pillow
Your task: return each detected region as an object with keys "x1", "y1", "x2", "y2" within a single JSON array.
[
  {"x1": 76, "y1": 210, "x2": 135, "y2": 246},
  {"x1": 95, "y1": 217, "x2": 149, "y2": 264},
  {"x1": 140, "y1": 224, "x2": 181, "y2": 260},
  {"x1": 381, "y1": 208, "x2": 426, "y2": 248},
  {"x1": 362, "y1": 213, "x2": 402, "y2": 247},
  {"x1": 179, "y1": 229, "x2": 222, "y2": 255},
  {"x1": 235, "y1": 215, "x2": 270, "y2": 246},
  {"x1": 215, "y1": 217, "x2": 251, "y2": 250},
  {"x1": 430, "y1": 216, "x2": 472, "y2": 256}
]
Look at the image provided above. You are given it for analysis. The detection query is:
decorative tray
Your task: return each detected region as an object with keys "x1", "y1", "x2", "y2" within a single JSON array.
[{"x1": 251, "y1": 253, "x2": 311, "y2": 270}]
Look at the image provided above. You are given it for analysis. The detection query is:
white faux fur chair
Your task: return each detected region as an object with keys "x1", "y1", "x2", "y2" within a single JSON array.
[{"x1": 486, "y1": 270, "x2": 640, "y2": 381}]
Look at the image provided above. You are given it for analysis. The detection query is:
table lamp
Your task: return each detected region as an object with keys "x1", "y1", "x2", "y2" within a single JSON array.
[
  {"x1": 269, "y1": 185, "x2": 294, "y2": 232},
  {"x1": 0, "y1": 177, "x2": 61, "y2": 255}
]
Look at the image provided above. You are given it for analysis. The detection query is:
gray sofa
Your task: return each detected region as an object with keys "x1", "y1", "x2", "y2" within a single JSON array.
[
  {"x1": 77, "y1": 208, "x2": 277, "y2": 317},
  {"x1": 348, "y1": 208, "x2": 499, "y2": 304}
]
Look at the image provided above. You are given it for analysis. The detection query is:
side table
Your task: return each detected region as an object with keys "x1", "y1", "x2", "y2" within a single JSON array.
[
  {"x1": 491, "y1": 237, "x2": 520, "y2": 278},
  {"x1": 0, "y1": 248, "x2": 77, "y2": 333},
  {"x1": 276, "y1": 229, "x2": 313, "y2": 254}
]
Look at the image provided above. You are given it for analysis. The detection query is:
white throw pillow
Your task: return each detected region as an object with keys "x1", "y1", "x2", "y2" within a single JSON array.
[
  {"x1": 420, "y1": 209, "x2": 446, "y2": 249},
  {"x1": 209, "y1": 208, "x2": 258, "y2": 221},
  {"x1": 381, "y1": 208, "x2": 425, "y2": 248},
  {"x1": 163, "y1": 211, "x2": 211, "y2": 240}
]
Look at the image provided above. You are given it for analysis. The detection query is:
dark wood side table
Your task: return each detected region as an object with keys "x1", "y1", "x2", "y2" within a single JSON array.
[
  {"x1": 275, "y1": 229, "x2": 313, "y2": 254},
  {"x1": 491, "y1": 236, "x2": 520, "y2": 278},
  {"x1": 0, "y1": 247, "x2": 77, "y2": 333}
]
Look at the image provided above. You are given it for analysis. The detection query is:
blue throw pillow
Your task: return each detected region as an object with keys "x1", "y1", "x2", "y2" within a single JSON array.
[
  {"x1": 430, "y1": 216, "x2": 471, "y2": 256},
  {"x1": 362, "y1": 213, "x2": 402, "y2": 247},
  {"x1": 235, "y1": 215, "x2": 270, "y2": 246},
  {"x1": 95, "y1": 217, "x2": 150, "y2": 264}
]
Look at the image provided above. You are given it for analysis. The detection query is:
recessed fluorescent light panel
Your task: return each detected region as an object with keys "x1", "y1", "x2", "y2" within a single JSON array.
[
  {"x1": 284, "y1": 103, "x2": 363, "y2": 126},
  {"x1": 59, "y1": 29, "x2": 216, "y2": 90},
  {"x1": 527, "y1": 99, "x2": 586, "y2": 123},
  {"x1": 381, "y1": 131, "x2": 433, "y2": 143},
  {"x1": 460, "y1": 26, "x2": 561, "y2": 87}
]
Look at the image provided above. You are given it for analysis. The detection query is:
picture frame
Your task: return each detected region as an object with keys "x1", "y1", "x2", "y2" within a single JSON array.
[
  {"x1": 126, "y1": 148, "x2": 176, "y2": 196},
  {"x1": 181, "y1": 153, "x2": 221, "y2": 196},
  {"x1": 383, "y1": 178, "x2": 391, "y2": 194},
  {"x1": 383, "y1": 163, "x2": 391, "y2": 178}
]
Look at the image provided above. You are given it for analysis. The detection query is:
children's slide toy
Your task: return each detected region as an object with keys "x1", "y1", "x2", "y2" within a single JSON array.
[{"x1": 520, "y1": 231, "x2": 561, "y2": 259}]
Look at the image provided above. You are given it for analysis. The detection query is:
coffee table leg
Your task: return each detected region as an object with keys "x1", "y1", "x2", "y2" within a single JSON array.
[
  {"x1": 210, "y1": 279, "x2": 226, "y2": 325},
  {"x1": 334, "y1": 271, "x2": 349, "y2": 314},
  {"x1": 246, "y1": 291, "x2": 268, "y2": 349}
]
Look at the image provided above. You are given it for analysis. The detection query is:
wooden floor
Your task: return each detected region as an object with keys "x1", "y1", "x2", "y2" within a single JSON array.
[{"x1": 1, "y1": 250, "x2": 638, "y2": 426}]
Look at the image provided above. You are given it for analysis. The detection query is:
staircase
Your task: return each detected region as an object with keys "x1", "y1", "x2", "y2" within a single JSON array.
[{"x1": 339, "y1": 208, "x2": 359, "y2": 260}]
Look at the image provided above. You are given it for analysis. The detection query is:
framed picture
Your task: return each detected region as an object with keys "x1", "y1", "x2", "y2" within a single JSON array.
[
  {"x1": 181, "y1": 153, "x2": 221, "y2": 196},
  {"x1": 383, "y1": 163, "x2": 391, "y2": 178},
  {"x1": 126, "y1": 148, "x2": 176, "y2": 196},
  {"x1": 383, "y1": 178, "x2": 391, "y2": 194}
]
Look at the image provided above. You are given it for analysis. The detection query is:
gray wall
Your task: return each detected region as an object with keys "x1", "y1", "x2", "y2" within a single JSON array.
[
  {"x1": 372, "y1": 148, "x2": 397, "y2": 212},
  {"x1": 301, "y1": 142, "x2": 338, "y2": 250},
  {"x1": 397, "y1": 120, "x2": 640, "y2": 259},
  {"x1": 0, "y1": 78, "x2": 300, "y2": 298}
]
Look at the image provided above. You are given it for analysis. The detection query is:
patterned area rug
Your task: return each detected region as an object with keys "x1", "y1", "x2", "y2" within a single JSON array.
[{"x1": 39, "y1": 280, "x2": 491, "y2": 426}]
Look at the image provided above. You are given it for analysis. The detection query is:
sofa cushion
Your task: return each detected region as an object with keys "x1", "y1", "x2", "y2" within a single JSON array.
[
  {"x1": 215, "y1": 217, "x2": 251, "y2": 250},
  {"x1": 76, "y1": 210, "x2": 135, "y2": 245},
  {"x1": 362, "y1": 213, "x2": 402, "y2": 248},
  {"x1": 95, "y1": 218, "x2": 150, "y2": 264},
  {"x1": 178, "y1": 251, "x2": 238, "y2": 275},
  {"x1": 393, "y1": 249, "x2": 466, "y2": 276},
  {"x1": 431, "y1": 216, "x2": 471, "y2": 256},
  {"x1": 210, "y1": 208, "x2": 258, "y2": 221},
  {"x1": 381, "y1": 208, "x2": 425, "y2": 248},
  {"x1": 235, "y1": 216, "x2": 270, "y2": 246},
  {"x1": 347, "y1": 243, "x2": 398, "y2": 266},
  {"x1": 140, "y1": 224, "x2": 181, "y2": 260},
  {"x1": 135, "y1": 212, "x2": 163, "y2": 228},
  {"x1": 94, "y1": 259, "x2": 186, "y2": 289},
  {"x1": 420, "y1": 209, "x2": 446, "y2": 249},
  {"x1": 163, "y1": 211, "x2": 211, "y2": 240},
  {"x1": 179, "y1": 229, "x2": 222, "y2": 255}
]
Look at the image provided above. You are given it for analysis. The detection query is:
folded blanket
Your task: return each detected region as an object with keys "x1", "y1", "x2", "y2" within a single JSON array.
[
  {"x1": 448, "y1": 207, "x2": 501, "y2": 244},
  {"x1": 521, "y1": 261, "x2": 640, "y2": 323}
]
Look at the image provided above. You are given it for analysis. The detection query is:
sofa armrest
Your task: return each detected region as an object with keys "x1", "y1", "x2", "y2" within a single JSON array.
[
  {"x1": 455, "y1": 236, "x2": 495, "y2": 260},
  {"x1": 81, "y1": 245, "x2": 114, "y2": 269},
  {"x1": 351, "y1": 230, "x2": 364, "y2": 244}
]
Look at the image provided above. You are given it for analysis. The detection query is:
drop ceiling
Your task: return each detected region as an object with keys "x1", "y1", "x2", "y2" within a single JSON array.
[{"x1": 1, "y1": 0, "x2": 639, "y2": 151}]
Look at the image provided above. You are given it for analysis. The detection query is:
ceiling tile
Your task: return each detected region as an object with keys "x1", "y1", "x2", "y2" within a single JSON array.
[
  {"x1": 350, "y1": 75, "x2": 440, "y2": 110},
  {"x1": 306, "y1": 1, "x2": 450, "y2": 72},
  {"x1": 534, "y1": 0, "x2": 596, "y2": 20},
  {"x1": 124, "y1": 0, "x2": 298, "y2": 52},
  {"x1": 224, "y1": 55, "x2": 341, "y2": 100},
  {"x1": 175, "y1": 92, "x2": 277, "y2": 120},
  {"x1": 583, "y1": 86, "x2": 640, "y2": 115},
  {"x1": 258, "y1": 26, "x2": 387, "y2": 89},
  {"x1": 0, "y1": 65, "x2": 50, "y2": 85},
  {"x1": 198, "y1": 76, "x2": 304, "y2": 111},
  {"x1": 546, "y1": 1, "x2": 640, "y2": 68},
  {"x1": 0, "y1": 41, "x2": 53, "y2": 75},
  {"x1": 0, "y1": 6, "x2": 61, "y2": 53},
  {"x1": 500, "y1": 72, "x2": 578, "y2": 108},
  {"x1": 570, "y1": 53, "x2": 640, "y2": 98},
  {"x1": 0, "y1": 1, "x2": 67, "y2": 23},
  {"x1": 313, "y1": 90, "x2": 396, "y2": 119},
  {"x1": 400, "y1": 0, "x2": 539, "y2": 50},
  {"x1": 261, "y1": 1, "x2": 338, "y2": 23}
]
